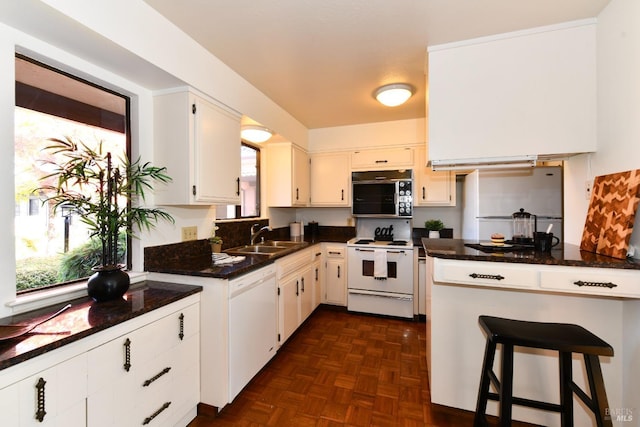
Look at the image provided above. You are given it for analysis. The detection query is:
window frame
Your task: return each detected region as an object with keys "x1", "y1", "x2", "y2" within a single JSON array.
[{"x1": 14, "y1": 54, "x2": 133, "y2": 294}]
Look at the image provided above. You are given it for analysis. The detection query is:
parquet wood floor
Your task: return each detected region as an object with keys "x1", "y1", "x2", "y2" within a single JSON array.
[{"x1": 189, "y1": 306, "x2": 536, "y2": 427}]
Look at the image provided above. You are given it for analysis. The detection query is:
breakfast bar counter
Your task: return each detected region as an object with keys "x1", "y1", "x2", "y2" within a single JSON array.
[
  {"x1": 422, "y1": 239, "x2": 640, "y2": 426},
  {"x1": 422, "y1": 238, "x2": 640, "y2": 270}
]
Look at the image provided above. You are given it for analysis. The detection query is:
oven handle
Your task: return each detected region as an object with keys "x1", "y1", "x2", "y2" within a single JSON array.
[
  {"x1": 348, "y1": 289, "x2": 412, "y2": 301},
  {"x1": 354, "y1": 248, "x2": 406, "y2": 254}
]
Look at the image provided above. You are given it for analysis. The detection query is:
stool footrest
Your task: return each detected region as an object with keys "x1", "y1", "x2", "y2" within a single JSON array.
[{"x1": 487, "y1": 392, "x2": 563, "y2": 413}]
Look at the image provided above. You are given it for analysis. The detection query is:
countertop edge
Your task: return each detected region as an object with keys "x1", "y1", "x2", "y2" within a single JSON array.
[
  {"x1": 0, "y1": 281, "x2": 202, "y2": 372},
  {"x1": 422, "y1": 238, "x2": 640, "y2": 270},
  {"x1": 146, "y1": 240, "x2": 334, "y2": 280}
]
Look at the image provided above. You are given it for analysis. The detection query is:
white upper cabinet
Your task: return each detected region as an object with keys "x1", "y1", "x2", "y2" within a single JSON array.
[
  {"x1": 351, "y1": 147, "x2": 413, "y2": 170},
  {"x1": 414, "y1": 145, "x2": 455, "y2": 206},
  {"x1": 154, "y1": 89, "x2": 241, "y2": 205},
  {"x1": 428, "y1": 20, "x2": 597, "y2": 163},
  {"x1": 310, "y1": 152, "x2": 350, "y2": 206},
  {"x1": 267, "y1": 142, "x2": 310, "y2": 207}
]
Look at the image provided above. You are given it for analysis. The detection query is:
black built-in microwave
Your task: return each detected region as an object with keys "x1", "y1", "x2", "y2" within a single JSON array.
[{"x1": 351, "y1": 170, "x2": 413, "y2": 217}]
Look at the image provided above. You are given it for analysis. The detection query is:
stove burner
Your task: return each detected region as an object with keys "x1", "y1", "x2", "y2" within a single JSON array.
[
  {"x1": 354, "y1": 239, "x2": 375, "y2": 245},
  {"x1": 389, "y1": 240, "x2": 408, "y2": 246}
]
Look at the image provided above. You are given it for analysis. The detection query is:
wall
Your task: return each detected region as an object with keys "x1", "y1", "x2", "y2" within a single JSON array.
[
  {"x1": 308, "y1": 118, "x2": 426, "y2": 152},
  {"x1": 304, "y1": 118, "x2": 463, "y2": 235},
  {"x1": 563, "y1": 0, "x2": 640, "y2": 255},
  {"x1": 0, "y1": 0, "x2": 307, "y2": 313}
]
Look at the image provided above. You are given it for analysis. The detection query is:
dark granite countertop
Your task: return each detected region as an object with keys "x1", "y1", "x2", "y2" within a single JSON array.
[
  {"x1": 0, "y1": 281, "x2": 202, "y2": 371},
  {"x1": 145, "y1": 232, "x2": 354, "y2": 280},
  {"x1": 422, "y1": 238, "x2": 640, "y2": 270}
]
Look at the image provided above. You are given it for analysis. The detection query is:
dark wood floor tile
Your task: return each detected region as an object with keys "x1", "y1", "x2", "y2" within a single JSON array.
[{"x1": 189, "y1": 306, "x2": 541, "y2": 427}]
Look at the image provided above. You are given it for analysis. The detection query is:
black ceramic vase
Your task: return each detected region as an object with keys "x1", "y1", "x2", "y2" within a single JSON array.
[{"x1": 87, "y1": 266, "x2": 130, "y2": 302}]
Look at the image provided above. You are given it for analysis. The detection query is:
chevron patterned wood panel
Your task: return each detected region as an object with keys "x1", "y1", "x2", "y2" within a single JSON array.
[{"x1": 580, "y1": 169, "x2": 640, "y2": 259}]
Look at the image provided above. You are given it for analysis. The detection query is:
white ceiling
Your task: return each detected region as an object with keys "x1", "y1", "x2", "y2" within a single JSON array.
[{"x1": 144, "y1": 0, "x2": 610, "y2": 130}]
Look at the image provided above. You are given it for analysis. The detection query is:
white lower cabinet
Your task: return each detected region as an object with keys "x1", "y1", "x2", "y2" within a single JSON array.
[
  {"x1": 87, "y1": 302, "x2": 200, "y2": 427},
  {"x1": 312, "y1": 249, "x2": 323, "y2": 309},
  {"x1": 18, "y1": 353, "x2": 87, "y2": 426},
  {"x1": 323, "y1": 244, "x2": 346, "y2": 306},
  {"x1": 276, "y1": 247, "x2": 314, "y2": 345},
  {"x1": 0, "y1": 295, "x2": 200, "y2": 427}
]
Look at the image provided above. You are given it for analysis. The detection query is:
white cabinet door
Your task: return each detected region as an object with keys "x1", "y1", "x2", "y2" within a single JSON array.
[
  {"x1": 414, "y1": 145, "x2": 455, "y2": 206},
  {"x1": 299, "y1": 267, "x2": 314, "y2": 322},
  {"x1": 267, "y1": 142, "x2": 310, "y2": 207},
  {"x1": 193, "y1": 96, "x2": 241, "y2": 204},
  {"x1": 278, "y1": 274, "x2": 300, "y2": 345},
  {"x1": 324, "y1": 244, "x2": 346, "y2": 306},
  {"x1": 87, "y1": 334, "x2": 138, "y2": 427},
  {"x1": 19, "y1": 354, "x2": 87, "y2": 427},
  {"x1": 312, "y1": 250, "x2": 323, "y2": 309},
  {"x1": 428, "y1": 21, "x2": 596, "y2": 162},
  {"x1": 351, "y1": 147, "x2": 413, "y2": 170},
  {"x1": 310, "y1": 152, "x2": 350, "y2": 206},
  {"x1": 293, "y1": 145, "x2": 310, "y2": 206},
  {"x1": 154, "y1": 89, "x2": 241, "y2": 205}
]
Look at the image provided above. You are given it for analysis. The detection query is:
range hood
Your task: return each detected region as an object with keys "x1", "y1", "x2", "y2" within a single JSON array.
[{"x1": 430, "y1": 155, "x2": 537, "y2": 171}]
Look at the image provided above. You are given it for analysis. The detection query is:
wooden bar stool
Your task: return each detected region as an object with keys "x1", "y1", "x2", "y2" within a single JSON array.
[{"x1": 474, "y1": 315, "x2": 614, "y2": 427}]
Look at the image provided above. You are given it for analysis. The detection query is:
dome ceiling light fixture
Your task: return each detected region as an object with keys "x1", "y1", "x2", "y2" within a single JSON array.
[
  {"x1": 374, "y1": 83, "x2": 415, "y2": 107},
  {"x1": 241, "y1": 125, "x2": 273, "y2": 143}
]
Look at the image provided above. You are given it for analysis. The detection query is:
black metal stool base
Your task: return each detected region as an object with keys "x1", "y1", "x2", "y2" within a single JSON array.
[{"x1": 473, "y1": 316, "x2": 614, "y2": 427}]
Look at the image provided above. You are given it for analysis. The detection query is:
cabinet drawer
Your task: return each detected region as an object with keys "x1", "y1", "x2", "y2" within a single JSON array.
[
  {"x1": 433, "y1": 259, "x2": 537, "y2": 289},
  {"x1": 351, "y1": 147, "x2": 413, "y2": 169},
  {"x1": 325, "y1": 245, "x2": 345, "y2": 259},
  {"x1": 276, "y1": 248, "x2": 311, "y2": 278},
  {"x1": 136, "y1": 351, "x2": 174, "y2": 426},
  {"x1": 540, "y1": 267, "x2": 640, "y2": 298}
]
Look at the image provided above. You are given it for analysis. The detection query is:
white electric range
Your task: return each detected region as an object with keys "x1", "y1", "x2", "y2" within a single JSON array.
[{"x1": 346, "y1": 219, "x2": 414, "y2": 318}]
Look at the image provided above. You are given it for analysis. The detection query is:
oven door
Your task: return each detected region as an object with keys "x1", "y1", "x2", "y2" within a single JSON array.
[
  {"x1": 352, "y1": 182, "x2": 398, "y2": 216},
  {"x1": 347, "y1": 247, "x2": 413, "y2": 294}
]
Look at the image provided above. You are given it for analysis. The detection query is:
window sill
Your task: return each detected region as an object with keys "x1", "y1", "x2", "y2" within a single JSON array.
[{"x1": 7, "y1": 271, "x2": 148, "y2": 315}]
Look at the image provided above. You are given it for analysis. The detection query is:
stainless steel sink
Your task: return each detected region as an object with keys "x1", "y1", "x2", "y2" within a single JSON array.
[
  {"x1": 224, "y1": 241, "x2": 306, "y2": 257},
  {"x1": 261, "y1": 240, "x2": 303, "y2": 247}
]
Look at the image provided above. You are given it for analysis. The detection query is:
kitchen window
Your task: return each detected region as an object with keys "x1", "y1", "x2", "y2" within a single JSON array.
[
  {"x1": 14, "y1": 54, "x2": 131, "y2": 293},
  {"x1": 216, "y1": 143, "x2": 260, "y2": 219}
]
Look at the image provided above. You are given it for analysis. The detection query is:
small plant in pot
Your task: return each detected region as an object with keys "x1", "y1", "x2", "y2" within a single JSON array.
[
  {"x1": 35, "y1": 137, "x2": 174, "y2": 302},
  {"x1": 425, "y1": 219, "x2": 444, "y2": 238},
  {"x1": 209, "y1": 224, "x2": 223, "y2": 253}
]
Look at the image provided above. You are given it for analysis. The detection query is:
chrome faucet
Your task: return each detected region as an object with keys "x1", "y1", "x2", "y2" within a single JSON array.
[{"x1": 250, "y1": 224, "x2": 272, "y2": 245}]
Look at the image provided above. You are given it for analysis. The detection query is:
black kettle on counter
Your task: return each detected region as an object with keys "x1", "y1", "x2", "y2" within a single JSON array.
[{"x1": 512, "y1": 208, "x2": 536, "y2": 245}]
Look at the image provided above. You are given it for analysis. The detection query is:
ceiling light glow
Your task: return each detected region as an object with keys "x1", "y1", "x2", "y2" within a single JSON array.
[
  {"x1": 374, "y1": 83, "x2": 414, "y2": 107},
  {"x1": 241, "y1": 125, "x2": 272, "y2": 143}
]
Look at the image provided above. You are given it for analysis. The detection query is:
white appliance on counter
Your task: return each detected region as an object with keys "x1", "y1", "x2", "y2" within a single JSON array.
[
  {"x1": 462, "y1": 166, "x2": 563, "y2": 242},
  {"x1": 347, "y1": 219, "x2": 414, "y2": 318}
]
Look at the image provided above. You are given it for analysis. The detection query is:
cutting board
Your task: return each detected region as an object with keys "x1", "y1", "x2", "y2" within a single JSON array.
[{"x1": 580, "y1": 169, "x2": 640, "y2": 259}]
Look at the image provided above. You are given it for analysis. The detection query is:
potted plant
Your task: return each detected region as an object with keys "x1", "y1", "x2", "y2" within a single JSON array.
[
  {"x1": 425, "y1": 219, "x2": 444, "y2": 238},
  {"x1": 35, "y1": 137, "x2": 174, "y2": 302},
  {"x1": 209, "y1": 223, "x2": 223, "y2": 253}
]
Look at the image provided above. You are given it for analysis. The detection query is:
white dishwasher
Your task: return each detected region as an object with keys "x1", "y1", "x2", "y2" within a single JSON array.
[{"x1": 228, "y1": 265, "x2": 277, "y2": 401}]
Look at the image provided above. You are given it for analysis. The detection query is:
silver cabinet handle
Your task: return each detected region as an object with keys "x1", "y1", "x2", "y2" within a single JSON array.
[{"x1": 178, "y1": 313, "x2": 184, "y2": 341}]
